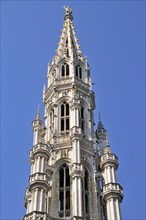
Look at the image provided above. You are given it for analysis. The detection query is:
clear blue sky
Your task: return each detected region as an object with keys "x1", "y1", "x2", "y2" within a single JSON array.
[{"x1": 1, "y1": 1, "x2": 145, "y2": 220}]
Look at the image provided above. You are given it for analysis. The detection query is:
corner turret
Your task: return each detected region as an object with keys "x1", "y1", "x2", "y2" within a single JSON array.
[{"x1": 32, "y1": 105, "x2": 44, "y2": 145}]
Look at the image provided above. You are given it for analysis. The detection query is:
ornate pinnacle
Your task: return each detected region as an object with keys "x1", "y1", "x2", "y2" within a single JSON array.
[{"x1": 97, "y1": 113, "x2": 105, "y2": 130}]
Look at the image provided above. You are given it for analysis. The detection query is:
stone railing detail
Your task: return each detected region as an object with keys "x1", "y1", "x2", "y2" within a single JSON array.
[
  {"x1": 101, "y1": 154, "x2": 118, "y2": 162},
  {"x1": 24, "y1": 211, "x2": 49, "y2": 220},
  {"x1": 100, "y1": 154, "x2": 119, "y2": 169},
  {"x1": 29, "y1": 173, "x2": 49, "y2": 184},
  {"x1": 103, "y1": 183, "x2": 123, "y2": 193},
  {"x1": 103, "y1": 182, "x2": 123, "y2": 201},
  {"x1": 30, "y1": 144, "x2": 50, "y2": 158}
]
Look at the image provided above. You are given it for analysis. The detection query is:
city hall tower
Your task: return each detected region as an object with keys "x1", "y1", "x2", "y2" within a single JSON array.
[{"x1": 24, "y1": 7, "x2": 123, "y2": 220}]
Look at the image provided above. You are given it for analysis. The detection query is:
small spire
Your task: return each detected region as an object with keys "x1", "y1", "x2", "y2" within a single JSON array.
[
  {"x1": 36, "y1": 104, "x2": 40, "y2": 120},
  {"x1": 97, "y1": 113, "x2": 105, "y2": 130}
]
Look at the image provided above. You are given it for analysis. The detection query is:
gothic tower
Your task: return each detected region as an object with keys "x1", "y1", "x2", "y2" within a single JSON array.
[{"x1": 24, "y1": 7, "x2": 123, "y2": 220}]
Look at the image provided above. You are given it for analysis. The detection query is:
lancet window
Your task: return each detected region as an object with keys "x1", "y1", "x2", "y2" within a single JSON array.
[
  {"x1": 58, "y1": 164, "x2": 70, "y2": 217},
  {"x1": 60, "y1": 102, "x2": 70, "y2": 133},
  {"x1": 82, "y1": 168, "x2": 89, "y2": 215},
  {"x1": 75, "y1": 64, "x2": 82, "y2": 79},
  {"x1": 61, "y1": 63, "x2": 70, "y2": 77}
]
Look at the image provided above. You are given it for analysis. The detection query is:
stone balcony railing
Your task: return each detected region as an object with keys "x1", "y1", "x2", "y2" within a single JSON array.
[
  {"x1": 30, "y1": 144, "x2": 50, "y2": 158},
  {"x1": 100, "y1": 153, "x2": 119, "y2": 169},
  {"x1": 24, "y1": 211, "x2": 49, "y2": 220},
  {"x1": 101, "y1": 154, "x2": 118, "y2": 162},
  {"x1": 103, "y1": 182, "x2": 123, "y2": 201},
  {"x1": 29, "y1": 172, "x2": 49, "y2": 184}
]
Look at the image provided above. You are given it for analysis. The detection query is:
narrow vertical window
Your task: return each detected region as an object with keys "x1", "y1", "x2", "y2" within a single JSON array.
[
  {"x1": 66, "y1": 64, "x2": 69, "y2": 76},
  {"x1": 66, "y1": 118, "x2": 69, "y2": 130},
  {"x1": 66, "y1": 103, "x2": 69, "y2": 116},
  {"x1": 75, "y1": 65, "x2": 78, "y2": 77},
  {"x1": 60, "y1": 102, "x2": 70, "y2": 133},
  {"x1": 80, "y1": 107, "x2": 85, "y2": 134},
  {"x1": 79, "y1": 67, "x2": 82, "y2": 79},
  {"x1": 61, "y1": 104, "x2": 64, "y2": 117},
  {"x1": 82, "y1": 168, "x2": 89, "y2": 215},
  {"x1": 75, "y1": 65, "x2": 82, "y2": 79},
  {"x1": 62, "y1": 65, "x2": 65, "y2": 77},
  {"x1": 59, "y1": 164, "x2": 70, "y2": 217},
  {"x1": 61, "y1": 119, "x2": 64, "y2": 131}
]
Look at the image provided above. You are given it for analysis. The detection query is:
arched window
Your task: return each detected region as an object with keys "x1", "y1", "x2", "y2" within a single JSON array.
[
  {"x1": 59, "y1": 164, "x2": 70, "y2": 217},
  {"x1": 75, "y1": 65, "x2": 82, "y2": 79},
  {"x1": 61, "y1": 63, "x2": 70, "y2": 77},
  {"x1": 60, "y1": 102, "x2": 70, "y2": 133},
  {"x1": 80, "y1": 107, "x2": 85, "y2": 134},
  {"x1": 82, "y1": 168, "x2": 89, "y2": 215}
]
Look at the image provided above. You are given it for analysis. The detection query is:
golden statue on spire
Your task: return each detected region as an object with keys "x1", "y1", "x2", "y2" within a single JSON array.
[{"x1": 63, "y1": 6, "x2": 72, "y2": 15}]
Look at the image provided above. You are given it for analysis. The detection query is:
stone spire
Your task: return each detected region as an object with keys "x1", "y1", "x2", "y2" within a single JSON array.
[
  {"x1": 55, "y1": 6, "x2": 82, "y2": 61},
  {"x1": 24, "y1": 7, "x2": 123, "y2": 220},
  {"x1": 97, "y1": 113, "x2": 106, "y2": 130}
]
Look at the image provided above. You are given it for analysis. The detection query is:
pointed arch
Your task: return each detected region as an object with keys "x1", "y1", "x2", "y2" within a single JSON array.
[
  {"x1": 61, "y1": 63, "x2": 70, "y2": 77},
  {"x1": 75, "y1": 64, "x2": 82, "y2": 79}
]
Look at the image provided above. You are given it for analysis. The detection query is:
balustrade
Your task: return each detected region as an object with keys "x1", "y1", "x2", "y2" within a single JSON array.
[
  {"x1": 24, "y1": 211, "x2": 49, "y2": 220},
  {"x1": 29, "y1": 172, "x2": 49, "y2": 183},
  {"x1": 103, "y1": 182, "x2": 123, "y2": 195},
  {"x1": 30, "y1": 144, "x2": 50, "y2": 158}
]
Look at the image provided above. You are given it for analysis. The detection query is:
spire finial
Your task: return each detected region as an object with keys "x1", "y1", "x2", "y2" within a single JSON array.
[
  {"x1": 63, "y1": 6, "x2": 73, "y2": 21},
  {"x1": 99, "y1": 112, "x2": 101, "y2": 122},
  {"x1": 36, "y1": 103, "x2": 40, "y2": 120}
]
